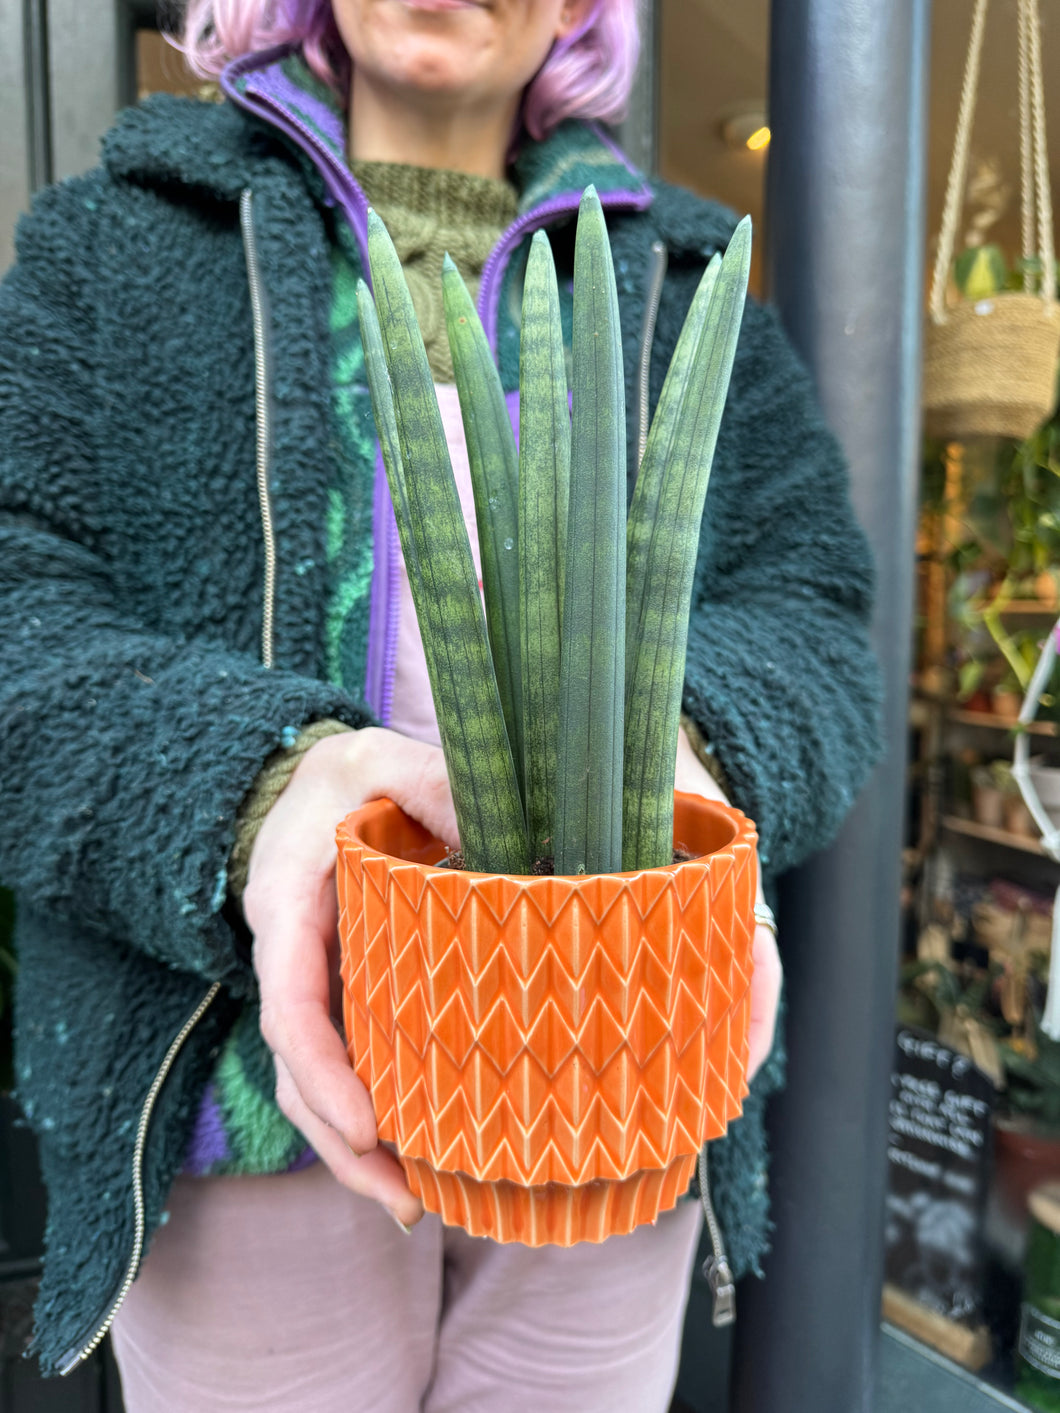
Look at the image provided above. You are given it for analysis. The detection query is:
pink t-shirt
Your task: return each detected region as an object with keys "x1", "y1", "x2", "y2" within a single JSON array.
[{"x1": 388, "y1": 383, "x2": 484, "y2": 744}]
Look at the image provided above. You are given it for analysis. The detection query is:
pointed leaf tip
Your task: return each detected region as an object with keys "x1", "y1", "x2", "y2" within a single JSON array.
[
  {"x1": 580, "y1": 183, "x2": 601, "y2": 212},
  {"x1": 726, "y1": 217, "x2": 753, "y2": 258},
  {"x1": 443, "y1": 252, "x2": 457, "y2": 274}
]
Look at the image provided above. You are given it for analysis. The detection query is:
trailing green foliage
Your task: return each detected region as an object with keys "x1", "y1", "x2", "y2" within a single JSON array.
[
  {"x1": 518, "y1": 231, "x2": 570, "y2": 859},
  {"x1": 357, "y1": 198, "x2": 750, "y2": 879},
  {"x1": 555, "y1": 186, "x2": 626, "y2": 876},
  {"x1": 360, "y1": 214, "x2": 529, "y2": 874},
  {"x1": 441, "y1": 255, "x2": 525, "y2": 798},
  {"x1": 623, "y1": 217, "x2": 752, "y2": 868}
]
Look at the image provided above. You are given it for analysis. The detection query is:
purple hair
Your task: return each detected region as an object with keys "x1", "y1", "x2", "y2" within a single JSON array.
[{"x1": 175, "y1": 0, "x2": 640, "y2": 140}]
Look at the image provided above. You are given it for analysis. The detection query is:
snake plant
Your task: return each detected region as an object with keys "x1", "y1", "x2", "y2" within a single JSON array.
[{"x1": 358, "y1": 188, "x2": 750, "y2": 874}]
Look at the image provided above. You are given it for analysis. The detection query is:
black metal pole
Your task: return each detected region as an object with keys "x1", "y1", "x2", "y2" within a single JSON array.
[
  {"x1": 22, "y1": 0, "x2": 52, "y2": 191},
  {"x1": 731, "y1": 4, "x2": 930, "y2": 1411}
]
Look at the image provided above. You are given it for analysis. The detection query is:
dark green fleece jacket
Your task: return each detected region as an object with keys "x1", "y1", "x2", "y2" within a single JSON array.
[{"x1": 0, "y1": 89, "x2": 880, "y2": 1375}]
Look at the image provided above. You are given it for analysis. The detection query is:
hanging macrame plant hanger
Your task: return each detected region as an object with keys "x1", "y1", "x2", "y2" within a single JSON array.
[{"x1": 923, "y1": 0, "x2": 1060, "y2": 441}]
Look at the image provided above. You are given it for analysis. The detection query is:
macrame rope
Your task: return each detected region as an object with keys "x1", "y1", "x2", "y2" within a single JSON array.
[
  {"x1": 930, "y1": 0, "x2": 990, "y2": 323},
  {"x1": 1018, "y1": 0, "x2": 1035, "y2": 287},
  {"x1": 1027, "y1": 0, "x2": 1056, "y2": 302},
  {"x1": 931, "y1": 0, "x2": 1055, "y2": 321}
]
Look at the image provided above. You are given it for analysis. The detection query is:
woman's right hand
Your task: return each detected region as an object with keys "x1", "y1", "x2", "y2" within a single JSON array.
[{"x1": 242, "y1": 727, "x2": 458, "y2": 1228}]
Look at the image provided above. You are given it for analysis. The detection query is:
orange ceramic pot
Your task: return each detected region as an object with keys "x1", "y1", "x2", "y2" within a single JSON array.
[{"x1": 336, "y1": 790, "x2": 757, "y2": 1246}]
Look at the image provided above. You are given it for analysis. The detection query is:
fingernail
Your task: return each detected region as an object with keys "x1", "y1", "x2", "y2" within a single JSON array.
[{"x1": 386, "y1": 1208, "x2": 414, "y2": 1235}]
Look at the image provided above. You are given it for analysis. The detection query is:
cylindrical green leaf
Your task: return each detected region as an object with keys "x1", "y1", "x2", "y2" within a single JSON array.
[
  {"x1": 441, "y1": 254, "x2": 525, "y2": 803},
  {"x1": 362, "y1": 215, "x2": 530, "y2": 874},
  {"x1": 555, "y1": 186, "x2": 626, "y2": 876},
  {"x1": 518, "y1": 230, "x2": 570, "y2": 860},
  {"x1": 623, "y1": 217, "x2": 752, "y2": 869}
]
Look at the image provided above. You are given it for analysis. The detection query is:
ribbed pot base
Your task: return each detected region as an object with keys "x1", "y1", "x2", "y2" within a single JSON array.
[{"x1": 403, "y1": 1152, "x2": 697, "y2": 1245}]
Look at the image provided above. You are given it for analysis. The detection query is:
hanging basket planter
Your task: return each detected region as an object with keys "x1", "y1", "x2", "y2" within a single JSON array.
[
  {"x1": 924, "y1": 293, "x2": 1060, "y2": 442},
  {"x1": 923, "y1": 0, "x2": 1060, "y2": 442},
  {"x1": 336, "y1": 790, "x2": 757, "y2": 1246}
]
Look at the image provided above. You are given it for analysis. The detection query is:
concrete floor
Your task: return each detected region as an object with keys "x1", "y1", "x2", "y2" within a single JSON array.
[{"x1": 878, "y1": 1325, "x2": 1029, "y2": 1413}]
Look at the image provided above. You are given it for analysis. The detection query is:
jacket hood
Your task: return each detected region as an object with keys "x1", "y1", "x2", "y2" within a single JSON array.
[
  {"x1": 102, "y1": 92, "x2": 264, "y2": 202},
  {"x1": 101, "y1": 49, "x2": 742, "y2": 254},
  {"x1": 101, "y1": 78, "x2": 736, "y2": 263}
]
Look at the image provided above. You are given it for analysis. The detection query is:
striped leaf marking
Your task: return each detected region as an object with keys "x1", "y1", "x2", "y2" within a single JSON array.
[
  {"x1": 622, "y1": 216, "x2": 752, "y2": 869},
  {"x1": 518, "y1": 230, "x2": 571, "y2": 860},
  {"x1": 441, "y1": 255, "x2": 525, "y2": 804},
  {"x1": 555, "y1": 186, "x2": 626, "y2": 876},
  {"x1": 362, "y1": 213, "x2": 530, "y2": 874},
  {"x1": 355, "y1": 278, "x2": 420, "y2": 611}
]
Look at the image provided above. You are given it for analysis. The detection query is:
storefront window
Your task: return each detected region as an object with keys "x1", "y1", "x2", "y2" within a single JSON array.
[
  {"x1": 658, "y1": 0, "x2": 1060, "y2": 1407},
  {"x1": 135, "y1": 27, "x2": 216, "y2": 103}
]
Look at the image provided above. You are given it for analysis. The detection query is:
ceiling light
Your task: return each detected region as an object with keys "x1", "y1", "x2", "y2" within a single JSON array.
[{"x1": 720, "y1": 111, "x2": 771, "y2": 152}]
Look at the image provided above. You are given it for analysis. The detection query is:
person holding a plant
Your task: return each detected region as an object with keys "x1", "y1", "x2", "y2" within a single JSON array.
[{"x1": 0, "y1": 0, "x2": 881, "y2": 1407}]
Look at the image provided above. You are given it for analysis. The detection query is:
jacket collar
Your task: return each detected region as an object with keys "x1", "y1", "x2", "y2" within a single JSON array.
[{"x1": 103, "y1": 46, "x2": 652, "y2": 220}]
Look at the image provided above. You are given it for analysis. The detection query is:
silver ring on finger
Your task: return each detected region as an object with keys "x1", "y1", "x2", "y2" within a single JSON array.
[{"x1": 753, "y1": 903, "x2": 778, "y2": 938}]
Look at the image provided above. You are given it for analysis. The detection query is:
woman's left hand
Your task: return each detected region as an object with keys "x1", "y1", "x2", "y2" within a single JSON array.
[{"x1": 676, "y1": 726, "x2": 782, "y2": 1083}]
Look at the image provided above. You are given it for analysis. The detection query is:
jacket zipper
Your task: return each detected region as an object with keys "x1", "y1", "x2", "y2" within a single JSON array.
[
  {"x1": 698, "y1": 1144, "x2": 737, "y2": 1327},
  {"x1": 60, "y1": 188, "x2": 277, "y2": 1376},
  {"x1": 240, "y1": 189, "x2": 278, "y2": 669},
  {"x1": 58, "y1": 982, "x2": 223, "y2": 1375},
  {"x1": 636, "y1": 241, "x2": 668, "y2": 472}
]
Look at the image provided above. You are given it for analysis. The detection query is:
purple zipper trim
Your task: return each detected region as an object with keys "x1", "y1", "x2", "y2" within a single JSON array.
[
  {"x1": 183, "y1": 1083, "x2": 230, "y2": 1172},
  {"x1": 221, "y1": 52, "x2": 652, "y2": 727},
  {"x1": 221, "y1": 49, "x2": 372, "y2": 266},
  {"x1": 365, "y1": 446, "x2": 401, "y2": 723},
  {"x1": 222, "y1": 52, "x2": 400, "y2": 715},
  {"x1": 477, "y1": 190, "x2": 653, "y2": 352}
]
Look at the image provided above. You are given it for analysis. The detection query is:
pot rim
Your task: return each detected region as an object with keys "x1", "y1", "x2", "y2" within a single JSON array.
[{"x1": 336, "y1": 789, "x2": 758, "y2": 881}]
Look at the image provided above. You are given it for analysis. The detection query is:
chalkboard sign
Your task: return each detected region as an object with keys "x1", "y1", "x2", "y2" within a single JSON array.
[{"x1": 885, "y1": 1026, "x2": 996, "y2": 1324}]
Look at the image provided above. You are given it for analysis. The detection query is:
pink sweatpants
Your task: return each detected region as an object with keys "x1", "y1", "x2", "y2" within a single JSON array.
[{"x1": 110, "y1": 1162, "x2": 703, "y2": 1412}]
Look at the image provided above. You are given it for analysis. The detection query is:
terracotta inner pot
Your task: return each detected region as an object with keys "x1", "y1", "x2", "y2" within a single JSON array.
[{"x1": 336, "y1": 791, "x2": 757, "y2": 1245}]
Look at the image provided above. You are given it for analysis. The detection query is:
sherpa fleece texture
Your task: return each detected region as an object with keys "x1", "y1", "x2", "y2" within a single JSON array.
[{"x1": 0, "y1": 92, "x2": 881, "y2": 1373}]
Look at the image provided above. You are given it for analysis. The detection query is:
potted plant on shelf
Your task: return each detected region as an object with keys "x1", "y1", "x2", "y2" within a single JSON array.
[
  {"x1": 996, "y1": 1025, "x2": 1060, "y2": 1236},
  {"x1": 335, "y1": 189, "x2": 756, "y2": 1246}
]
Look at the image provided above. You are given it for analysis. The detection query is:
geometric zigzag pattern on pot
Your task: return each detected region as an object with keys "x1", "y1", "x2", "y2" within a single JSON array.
[{"x1": 337, "y1": 793, "x2": 756, "y2": 1244}]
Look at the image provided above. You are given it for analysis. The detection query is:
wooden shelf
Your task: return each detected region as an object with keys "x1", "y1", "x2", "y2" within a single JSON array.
[
  {"x1": 991, "y1": 600, "x2": 1060, "y2": 616},
  {"x1": 941, "y1": 814, "x2": 1047, "y2": 855},
  {"x1": 963, "y1": 599, "x2": 1059, "y2": 618},
  {"x1": 948, "y1": 708, "x2": 1058, "y2": 736}
]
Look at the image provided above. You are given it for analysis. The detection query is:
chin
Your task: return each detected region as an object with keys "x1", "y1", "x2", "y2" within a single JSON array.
[
  {"x1": 392, "y1": 57, "x2": 476, "y2": 96},
  {"x1": 385, "y1": 36, "x2": 488, "y2": 96},
  {"x1": 344, "y1": 1, "x2": 505, "y2": 103}
]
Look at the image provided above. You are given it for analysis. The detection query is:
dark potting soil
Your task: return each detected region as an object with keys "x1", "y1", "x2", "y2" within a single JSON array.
[{"x1": 438, "y1": 847, "x2": 696, "y2": 872}]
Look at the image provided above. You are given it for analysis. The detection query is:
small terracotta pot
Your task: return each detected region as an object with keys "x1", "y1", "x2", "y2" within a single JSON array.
[
  {"x1": 336, "y1": 791, "x2": 757, "y2": 1245},
  {"x1": 994, "y1": 1116, "x2": 1060, "y2": 1236},
  {"x1": 992, "y1": 689, "x2": 1023, "y2": 722},
  {"x1": 972, "y1": 784, "x2": 1005, "y2": 829}
]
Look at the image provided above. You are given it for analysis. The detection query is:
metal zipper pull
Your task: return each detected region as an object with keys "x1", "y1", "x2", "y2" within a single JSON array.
[{"x1": 698, "y1": 1144, "x2": 736, "y2": 1327}]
